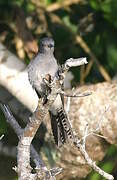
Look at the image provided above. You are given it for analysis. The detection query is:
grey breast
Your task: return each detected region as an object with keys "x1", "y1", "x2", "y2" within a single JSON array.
[{"x1": 27, "y1": 53, "x2": 58, "y2": 96}]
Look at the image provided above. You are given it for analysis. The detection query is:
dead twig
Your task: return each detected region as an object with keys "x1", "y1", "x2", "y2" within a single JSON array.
[
  {"x1": 0, "y1": 102, "x2": 45, "y2": 168},
  {"x1": 60, "y1": 90, "x2": 92, "y2": 97},
  {"x1": 72, "y1": 107, "x2": 114, "y2": 180},
  {"x1": 84, "y1": 59, "x2": 94, "y2": 78},
  {"x1": 75, "y1": 141, "x2": 114, "y2": 180},
  {"x1": 0, "y1": 134, "x2": 4, "y2": 140},
  {"x1": 46, "y1": 0, "x2": 83, "y2": 12},
  {"x1": 63, "y1": 82, "x2": 113, "y2": 180},
  {"x1": 31, "y1": 0, "x2": 84, "y2": 12},
  {"x1": 76, "y1": 35, "x2": 111, "y2": 82}
]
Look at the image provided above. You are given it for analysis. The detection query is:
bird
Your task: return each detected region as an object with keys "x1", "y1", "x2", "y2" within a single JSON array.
[{"x1": 27, "y1": 37, "x2": 73, "y2": 147}]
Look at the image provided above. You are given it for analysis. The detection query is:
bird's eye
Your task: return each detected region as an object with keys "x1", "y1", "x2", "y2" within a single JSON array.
[{"x1": 48, "y1": 44, "x2": 53, "y2": 48}]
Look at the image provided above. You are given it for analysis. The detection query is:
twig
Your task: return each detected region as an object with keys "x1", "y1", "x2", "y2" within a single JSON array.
[
  {"x1": 80, "y1": 59, "x2": 94, "y2": 84},
  {"x1": 62, "y1": 88, "x2": 113, "y2": 180},
  {"x1": 96, "y1": 106, "x2": 109, "y2": 132},
  {"x1": 83, "y1": 106, "x2": 109, "y2": 141},
  {"x1": 59, "y1": 58, "x2": 113, "y2": 180},
  {"x1": 46, "y1": 0, "x2": 83, "y2": 12},
  {"x1": 72, "y1": 106, "x2": 114, "y2": 180},
  {"x1": 82, "y1": 123, "x2": 88, "y2": 149},
  {"x1": 80, "y1": 65, "x2": 85, "y2": 84},
  {"x1": 89, "y1": 132, "x2": 107, "y2": 140},
  {"x1": 75, "y1": 141, "x2": 114, "y2": 180},
  {"x1": 66, "y1": 96, "x2": 71, "y2": 114},
  {"x1": 31, "y1": 0, "x2": 84, "y2": 12},
  {"x1": 84, "y1": 59, "x2": 94, "y2": 78},
  {"x1": 76, "y1": 35, "x2": 111, "y2": 82},
  {"x1": 0, "y1": 134, "x2": 4, "y2": 140},
  {"x1": 73, "y1": 122, "x2": 114, "y2": 180},
  {"x1": 64, "y1": 57, "x2": 88, "y2": 69},
  {"x1": 60, "y1": 91, "x2": 92, "y2": 97},
  {"x1": 0, "y1": 102, "x2": 45, "y2": 168}
]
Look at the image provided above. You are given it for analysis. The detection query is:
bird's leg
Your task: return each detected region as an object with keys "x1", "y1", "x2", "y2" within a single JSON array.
[
  {"x1": 42, "y1": 93, "x2": 48, "y2": 105},
  {"x1": 42, "y1": 74, "x2": 52, "y2": 105},
  {"x1": 43, "y1": 74, "x2": 52, "y2": 87}
]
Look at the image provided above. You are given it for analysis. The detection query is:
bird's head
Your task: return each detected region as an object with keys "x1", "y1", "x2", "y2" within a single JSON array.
[{"x1": 40, "y1": 37, "x2": 55, "y2": 54}]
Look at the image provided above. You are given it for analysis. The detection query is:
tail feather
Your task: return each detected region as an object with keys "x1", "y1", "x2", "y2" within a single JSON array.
[
  {"x1": 50, "y1": 112, "x2": 67, "y2": 147},
  {"x1": 49, "y1": 107, "x2": 73, "y2": 147},
  {"x1": 57, "y1": 107, "x2": 73, "y2": 139}
]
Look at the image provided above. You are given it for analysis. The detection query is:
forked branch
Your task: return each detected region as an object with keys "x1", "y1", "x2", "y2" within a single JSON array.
[{"x1": 0, "y1": 57, "x2": 114, "y2": 180}]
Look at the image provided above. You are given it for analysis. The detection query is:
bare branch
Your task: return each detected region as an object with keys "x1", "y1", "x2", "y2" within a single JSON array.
[
  {"x1": 0, "y1": 101, "x2": 62, "y2": 179},
  {"x1": 76, "y1": 35, "x2": 111, "y2": 82},
  {"x1": 66, "y1": 96, "x2": 71, "y2": 114},
  {"x1": 46, "y1": 0, "x2": 83, "y2": 12},
  {"x1": 75, "y1": 141, "x2": 114, "y2": 180},
  {"x1": 0, "y1": 134, "x2": 4, "y2": 140},
  {"x1": 72, "y1": 107, "x2": 114, "y2": 180},
  {"x1": 64, "y1": 57, "x2": 88, "y2": 70},
  {"x1": 0, "y1": 102, "x2": 45, "y2": 168},
  {"x1": 60, "y1": 90, "x2": 92, "y2": 97},
  {"x1": 17, "y1": 76, "x2": 63, "y2": 179},
  {"x1": 84, "y1": 106, "x2": 110, "y2": 140},
  {"x1": 31, "y1": 0, "x2": 83, "y2": 12}
]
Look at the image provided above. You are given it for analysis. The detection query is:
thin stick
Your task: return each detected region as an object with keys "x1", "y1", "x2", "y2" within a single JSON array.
[
  {"x1": 76, "y1": 35, "x2": 111, "y2": 81},
  {"x1": 60, "y1": 91, "x2": 92, "y2": 98},
  {"x1": 66, "y1": 96, "x2": 71, "y2": 114},
  {"x1": 0, "y1": 134, "x2": 4, "y2": 140},
  {"x1": 0, "y1": 102, "x2": 45, "y2": 168}
]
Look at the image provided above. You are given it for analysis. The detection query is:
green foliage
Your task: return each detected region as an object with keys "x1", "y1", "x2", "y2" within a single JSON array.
[
  {"x1": 90, "y1": 161, "x2": 114, "y2": 179},
  {"x1": 90, "y1": 0, "x2": 117, "y2": 28},
  {"x1": 87, "y1": 145, "x2": 117, "y2": 179}
]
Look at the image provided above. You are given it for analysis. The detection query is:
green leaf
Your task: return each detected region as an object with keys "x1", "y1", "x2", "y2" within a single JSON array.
[
  {"x1": 26, "y1": 3, "x2": 35, "y2": 12},
  {"x1": 90, "y1": 171, "x2": 100, "y2": 180},
  {"x1": 106, "y1": 145, "x2": 117, "y2": 156},
  {"x1": 89, "y1": 0, "x2": 101, "y2": 10},
  {"x1": 102, "y1": 161, "x2": 114, "y2": 173},
  {"x1": 62, "y1": 16, "x2": 77, "y2": 34}
]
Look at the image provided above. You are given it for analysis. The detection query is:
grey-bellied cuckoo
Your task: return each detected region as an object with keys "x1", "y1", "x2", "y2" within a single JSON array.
[{"x1": 27, "y1": 37, "x2": 73, "y2": 147}]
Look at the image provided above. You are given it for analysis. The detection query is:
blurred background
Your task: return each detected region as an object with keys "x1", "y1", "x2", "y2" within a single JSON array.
[{"x1": 0, "y1": 0, "x2": 117, "y2": 179}]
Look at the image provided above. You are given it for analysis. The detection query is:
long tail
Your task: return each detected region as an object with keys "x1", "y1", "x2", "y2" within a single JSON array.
[
  {"x1": 50, "y1": 111, "x2": 67, "y2": 147},
  {"x1": 57, "y1": 107, "x2": 73, "y2": 139},
  {"x1": 49, "y1": 95, "x2": 73, "y2": 147}
]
